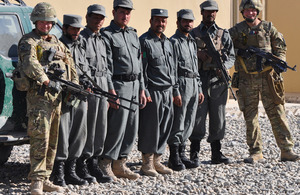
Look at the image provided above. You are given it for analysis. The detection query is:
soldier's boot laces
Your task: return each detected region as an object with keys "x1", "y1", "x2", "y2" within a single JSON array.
[
  {"x1": 87, "y1": 157, "x2": 113, "y2": 183},
  {"x1": 141, "y1": 153, "x2": 159, "y2": 177},
  {"x1": 65, "y1": 159, "x2": 88, "y2": 185},
  {"x1": 99, "y1": 158, "x2": 118, "y2": 181},
  {"x1": 190, "y1": 140, "x2": 201, "y2": 167},
  {"x1": 211, "y1": 140, "x2": 232, "y2": 164},
  {"x1": 112, "y1": 158, "x2": 140, "y2": 180},
  {"x1": 179, "y1": 144, "x2": 199, "y2": 168},
  {"x1": 168, "y1": 145, "x2": 186, "y2": 171},
  {"x1": 281, "y1": 150, "x2": 300, "y2": 162},
  {"x1": 154, "y1": 154, "x2": 173, "y2": 174},
  {"x1": 43, "y1": 179, "x2": 64, "y2": 193},
  {"x1": 76, "y1": 156, "x2": 97, "y2": 184},
  {"x1": 30, "y1": 180, "x2": 43, "y2": 195},
  {"x1": 52, "y1": 160, "x2": 66, "y2": 187},
  {"x1": 244, "y1": 153, "x2": 264, "y2": 164}
]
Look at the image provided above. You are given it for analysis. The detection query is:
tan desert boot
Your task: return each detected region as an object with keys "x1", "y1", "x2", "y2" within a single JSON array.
[
  {"x1": 99, "y1": 158, "x2": 118, "y2": 181},
  {"x1": 30, "y1": 180, "x2": 43, "y2": 195},
  {"x1": 244, "y1": 153, "x2": 263, "y2": 164},
  {"x1": 153, "y1": 154, "x2": 173, "y2": 174},
  {"x1": 43, "y1": 179, "x2": 64, "y2": 193},
  {"x1": 281, "y1": 150, "x2": 300, "y2": 162},
  {"x1": 141, "y1": 153, "x2": 159, "y2": 177},
  {"x1": 112, "y1": 158, "x2": 140, "y2": 180}
]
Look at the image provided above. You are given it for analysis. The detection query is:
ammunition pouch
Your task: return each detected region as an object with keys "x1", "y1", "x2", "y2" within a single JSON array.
[
  {"x1": 267, "y1": 70, "x2": 285, "y2": 105},
  {"x1": 12, "y1": 66, "x2": 30, "y2": 91},
  {"x1": 231, "y1": 72, "x2": 239, "y2": 88}
]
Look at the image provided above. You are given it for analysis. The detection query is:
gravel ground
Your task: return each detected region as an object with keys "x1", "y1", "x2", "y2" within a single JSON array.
[{"x1": 1, "y1": 101, "x2": 300, "y2": 195}]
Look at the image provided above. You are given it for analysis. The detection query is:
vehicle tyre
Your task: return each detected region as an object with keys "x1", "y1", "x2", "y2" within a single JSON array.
[{"x1": 0, "y1": 145, "x2": 13, "y2": 165}]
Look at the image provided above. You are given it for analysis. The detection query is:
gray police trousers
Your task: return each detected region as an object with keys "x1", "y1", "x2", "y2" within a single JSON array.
[
  {"x1": 56, "y1": 97, "x2": 87, "y2": 161},
  {"x1": 190, "y1": 71, "x2": 227, "y2": 143},
  {"x1": 168, "y1": 78, "x2": 199, "y2": 146},
  {"x1": 138, "y1": 86, "x2": 173, "y2": 154},
  {"x1": 102, "y1": 79, "x2": 140, "y2": 160}
]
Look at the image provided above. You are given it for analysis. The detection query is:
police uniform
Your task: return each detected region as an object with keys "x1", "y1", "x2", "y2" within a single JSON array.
[
  {"x1": 189, "y1": 0, "x2": 235, "y2": 164},
  {"x1": 229, "y1": 18, "x2": 296, "y2": 160},
  {"x1": 78, "y1": 4, "x2": 112, "y2": 183},
  {"x1": 167, "y1": 9, "x2": 202, "y2": 169},
  {"x1": 100, "y1": 0, "x2": 145, "y2": 181},
  {"x1": 52, "y1": 14, "x2": 89, "y2": 186},
  {"x1": 19, "y1": 27, "x2": 78, "y2": 182}
]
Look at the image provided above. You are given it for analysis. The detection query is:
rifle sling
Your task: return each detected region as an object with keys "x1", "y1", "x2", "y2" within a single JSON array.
[{"x1": 237, "y1": 56, "x2": 272, "y2": 74}]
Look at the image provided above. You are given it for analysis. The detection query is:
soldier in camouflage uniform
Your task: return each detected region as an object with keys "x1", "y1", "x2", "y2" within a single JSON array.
[
  {"x1": 229, "y1": 0, "x2": 300, "y2": 163},
  {"x1": 18, "y1": 3, "x2": 78, "y2": 194},
  {"x1": 190, "y1": 0, "x2": 235, "y2": 165}
]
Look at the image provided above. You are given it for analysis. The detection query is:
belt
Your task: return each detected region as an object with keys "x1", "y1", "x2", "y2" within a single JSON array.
[
  {"x1": 148, "y1": 84, "x2": 171, "y2": 91},
  {"x1": 91, "y1": 70, "x2": 106, "y2": 77},
  {"x1": 178, "y1": 71, "x2": 198, "y2": 78},
  {"x1": 112, "y1": 74, "x2": 138, "y2": 82}
]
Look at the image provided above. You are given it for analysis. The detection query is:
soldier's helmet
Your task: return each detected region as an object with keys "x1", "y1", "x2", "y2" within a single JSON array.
[
  {"x1": 200, "y1": 0, "x2": 219, "y2": 11},
  {"x1": 239, "y1": 0, "x2": 263, "y2": 12},
  {"x1": 30, "y1": 2, "x2": 57, "y2": 23}
]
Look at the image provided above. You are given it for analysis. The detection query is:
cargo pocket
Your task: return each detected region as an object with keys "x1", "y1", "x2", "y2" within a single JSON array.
[{"x1": 267, "y1": 70, "x2": 285, "y2": 104}]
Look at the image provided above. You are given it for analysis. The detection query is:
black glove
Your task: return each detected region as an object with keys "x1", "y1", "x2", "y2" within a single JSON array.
[
  {"x1": 237, "y1": 49, "x2": 252, "y2": 59},
  {"x1": 81, "y1": 80, "x2": 93, "y2": 90},
  {"x1": 47, "y1": 80, "x2": 62, "y2": 93}
]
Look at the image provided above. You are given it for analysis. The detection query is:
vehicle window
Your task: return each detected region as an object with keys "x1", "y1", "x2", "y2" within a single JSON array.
[{"x1": 0, "y1": 14, "x2": 23, "y2": 58}]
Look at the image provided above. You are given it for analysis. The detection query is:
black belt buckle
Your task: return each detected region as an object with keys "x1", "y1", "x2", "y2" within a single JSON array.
[{"x1": 127, "y1": 74, "x2": 136, "y2": 81}]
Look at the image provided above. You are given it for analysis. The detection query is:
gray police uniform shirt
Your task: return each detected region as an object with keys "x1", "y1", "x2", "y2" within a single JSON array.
[
  {"x1": 80, "y1": 27, "x2": 107, "y2": 80},
  {"x1": 190, "y1": 22, "x2": 235, "y2": 70},
  {"x1": 139, "y1": 28, "x2": 178, "y2": 97},
  {"x1": 101, "y1": 20, "x2": 145, "y2": 91},
  {"x1": 170, "y1": 29, "x2": 202, "y2": 94},
  {"x1": 60, "y1": 34, "x2": 90, "y2": 80}
]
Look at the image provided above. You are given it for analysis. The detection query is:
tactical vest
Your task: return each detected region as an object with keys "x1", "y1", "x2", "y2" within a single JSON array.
[
  {"x1": 193, "y1": 28, "x2": 224, "y2": 70},
  {"x1": 236, "y1": 20, "x2": 272, "y2": 72}
]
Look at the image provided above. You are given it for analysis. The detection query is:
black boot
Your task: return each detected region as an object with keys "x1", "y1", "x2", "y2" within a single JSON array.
[
  {"x1": 87, "y1": 156, "x2": 113, "y2": 183},
  {"x1": 52, "y1": 160, "x2": 66, "y2": 187},
  {"x1": 168, "y1": 145, "x2": 185, "y2": 171},
  {"x1": 76, "y1": 156, "x2": 97, "y2": 184},
  {"x1": 179, "y1": 144, "x2": 199, "y2": 169},
  {"x1": 211, "y1": 140, "x2": 231, "y2": 164},
  {"x1": 65, "y1": 159, "x2": 88, "y2": 185},
  {"x1": 190, "y1": 140, "x2": 200, "y2": 166}
]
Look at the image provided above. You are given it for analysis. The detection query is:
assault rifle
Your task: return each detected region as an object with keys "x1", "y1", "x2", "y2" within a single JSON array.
[
  {"x1": 40, "y1": 64, "x2": 138, "y2": 112},
  {"x1": 203, "y1": 34, "x2": 237, "y2": 100},
  {"x1": 245, "y1": 46, "x2": 297, "y2": 74}
]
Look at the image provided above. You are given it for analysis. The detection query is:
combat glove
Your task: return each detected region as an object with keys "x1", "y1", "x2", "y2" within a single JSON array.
[{"x1": 48, "y1": 80, "x2": 62, "y2": 93}]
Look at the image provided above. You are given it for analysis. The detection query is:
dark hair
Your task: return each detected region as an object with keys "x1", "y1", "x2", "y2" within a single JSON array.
[{"x1": 63, "y1": 24, "x2": 70, "y2": 29}]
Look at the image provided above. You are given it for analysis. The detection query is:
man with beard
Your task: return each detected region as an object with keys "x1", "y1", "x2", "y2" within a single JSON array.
[
  {"x1": 76, "y1": 4, "x2": 113, "y2": 183},
  {"x1": 229, "y1": 0, "x2": 299, "y2": 163},
  {"x1": 18, "y1": 3, "x2": 78, "y2": 194},
  {"x1": 167, "y1": 9, "x2": 204, "y2": 171},
  {"x1": 190, "y1": 0, "x2": 235, "y2": 165},
  {"x1": 51, "y1": 14, "x2": 91, "y2": 187},
  {"x1": 99, "y1": 0, "x2": 147, "y2": 180},
  {"x1": 138, "y1": 8, "x2": 176, "y2": 176}
]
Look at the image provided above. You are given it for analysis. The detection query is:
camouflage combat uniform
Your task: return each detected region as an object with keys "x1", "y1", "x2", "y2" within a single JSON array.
[
  {"x1": 18, "y1": 30, "x2": 78, "y2": 181},
  {"x1": 229, "y1": 20, "x2": 294, "y2": 155}
]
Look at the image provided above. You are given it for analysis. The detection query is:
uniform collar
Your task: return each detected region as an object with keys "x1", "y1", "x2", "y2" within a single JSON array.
[
  {"x1": 110, "y1": 20, "x2": 133, "y2": 33},
  {"x1": 148, "y1": 28, "x2": 167, "y2": 42},
  {"x1": 198, "y1": 21, "x2": 218, "y2": 32},
  {"x1": 60, "y1": 34, "x2": 80, "y2": 48},
  {"x1": 175, "y1": 29, "x2": 194, "y2": 42},
  {"x1": 83, "y1": 26, "x2": 101, "y2": 38}
]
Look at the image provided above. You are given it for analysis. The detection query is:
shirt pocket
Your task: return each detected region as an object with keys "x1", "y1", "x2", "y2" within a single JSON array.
[{"x1": 112, "y1": 40, "x2": 126, "y2": 60}]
